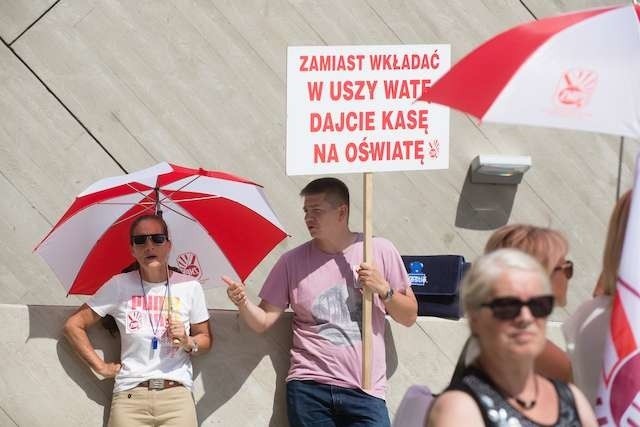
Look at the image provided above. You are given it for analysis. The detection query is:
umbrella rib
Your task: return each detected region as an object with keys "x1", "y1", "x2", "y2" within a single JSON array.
[
  {"x1": 158, "y1": 176, "x2": 201, "y2": 204},
  {"x1": 111, "y1": 204, "x2": 157, "y2": 228},
  {"x1": 98, "y1": 177, "x2": 219, "y2": 225},
  {"x1": 166, "y1": 195, "x2": 222, "y2": 203},
  {"x1": 97, "y1": 201, "x2": 156, "y2": 206},
  {"x1": 126, "y1": 183, "x2": 156, "y2": 202},
  {"x1": 157, "y1": 200, "x2": 197, "y2": 222}
]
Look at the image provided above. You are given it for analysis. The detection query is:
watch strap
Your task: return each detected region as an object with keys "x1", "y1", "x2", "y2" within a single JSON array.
[{"x1": 383, "y1": 287, "x2": 394, "y2": 302}]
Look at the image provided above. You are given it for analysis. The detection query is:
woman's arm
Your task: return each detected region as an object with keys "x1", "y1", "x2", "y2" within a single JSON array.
[
  {"x1": 184, "y1": 319, "x2": 213, "y2": 354},
  {"x1": 63, "y1": 304, "x2": 121, "y2": 378},
  {"x1": 425, "y1": 391, "x2": 484, "y2": 427},
  {"x1": 569, "y1": 384, "x2": 597, "y2": 427}
]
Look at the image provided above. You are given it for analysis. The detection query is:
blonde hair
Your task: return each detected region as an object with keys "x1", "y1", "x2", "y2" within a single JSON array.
[
  {"x1": 461, "y1": 248, "x2": 551, "y2": 314},
  {"x1": 599, "y1": 190, "x2": 632, "y2": 296},
  {"x1": 484, "y1": 224, "x2": 568, "y2": 274}
]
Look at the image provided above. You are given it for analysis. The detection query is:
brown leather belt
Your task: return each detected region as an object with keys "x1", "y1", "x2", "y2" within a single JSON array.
[{"x1": 137, "y1": 379, "x2": 183, "y2": 390}]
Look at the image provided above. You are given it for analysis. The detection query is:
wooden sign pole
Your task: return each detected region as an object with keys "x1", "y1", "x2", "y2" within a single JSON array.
[{"x1": 362, "y1": 172, "x2": 373, "y2": 389}]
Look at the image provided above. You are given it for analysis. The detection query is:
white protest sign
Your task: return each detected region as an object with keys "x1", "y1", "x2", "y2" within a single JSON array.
[{"x1": 286, "y1": 44, "x2": 450, "y2": 176}]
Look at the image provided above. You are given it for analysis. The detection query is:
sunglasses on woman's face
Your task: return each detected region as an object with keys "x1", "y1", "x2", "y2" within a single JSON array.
[
  {"x1": 480, "y1": 295, "x2": 555, "y2": 320},
  {"x1": 553, "y1": 260, "x2": 574, "y2": 279},
  {"x1": 131, "y1": 234, "x2": 167, "y2": 246}
]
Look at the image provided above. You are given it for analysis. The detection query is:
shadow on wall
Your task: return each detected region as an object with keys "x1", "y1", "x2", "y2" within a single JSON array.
[
  {"x1": 56, "y1": 335, "x2": 117, "y2": 426},
  {"x1": 27, "y1": 305, "x2": 116, "y2": 427},
  {"x1": 455, "y1": 166, "x2": 517, "y2": 230},
  {"x1": 25, "y1": 306, "x2": 399, "y2": 426},
  {"x1": 26, "y1": 306, "x2": 291, "y2": 426},
  {"x1": 385, "y1": 318, "x2": 399, "y2": 380},
  {"x1": 192, "y1": 311, "x2": 292, "y2": 426}
]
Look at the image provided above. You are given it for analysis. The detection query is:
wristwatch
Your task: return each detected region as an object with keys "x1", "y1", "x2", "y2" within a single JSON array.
[
  {"x1": 383, "y1": 287, "x2": 394, "y2": 302},
  {"x1": 185, "y1": 338, "x2": 199, "y2": 354}
]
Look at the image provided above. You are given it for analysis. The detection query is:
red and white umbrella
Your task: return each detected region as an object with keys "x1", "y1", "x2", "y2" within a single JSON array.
[
  {"x1": 35, "y1": 162, "x2": 287, "y2": 295},
  {"x1": 420, "y1": 4, "x2": 640, "y2": 423},
  {"x1": 420, "y1": 3, "x2": 640, "y2": 138}
]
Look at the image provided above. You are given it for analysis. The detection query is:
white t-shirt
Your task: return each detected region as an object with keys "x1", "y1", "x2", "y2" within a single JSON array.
[
  {"x1": 562, "y1": 295, "x2": 612, "y2": 405},
  {"x1": 88, "y1": 271, "x2": 210, "y2": 393}
]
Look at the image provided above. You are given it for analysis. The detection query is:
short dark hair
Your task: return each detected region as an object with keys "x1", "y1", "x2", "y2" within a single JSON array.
[
  {"x1": 299, "y1": 177, "x2": 350, "y2": 208},
  {"x1": 129, "y1": 214, "x2": 169, "y2": 244}
]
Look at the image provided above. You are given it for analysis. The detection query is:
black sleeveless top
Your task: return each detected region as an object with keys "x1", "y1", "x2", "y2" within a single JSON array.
[{"x1": 448, "y1": 366, "x2": 581, "y2": 426}]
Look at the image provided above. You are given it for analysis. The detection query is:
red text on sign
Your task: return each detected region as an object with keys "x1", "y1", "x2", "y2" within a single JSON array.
[
  {"x1": 383, "y1": 79, "x2": 431, "y2": 99},
  {"x1": 310, "y1": 111, "x2": 376, "y2": 132},
  {"x1": 307, "y1": 81, "x2": 324, "y2": 101},
  {"x1": 329, "y1": 80, "x2": 377, "y2": 101},
  {"x1": 345, "y1": 139, "x2": 425, "y2": 164},
  {"x1": 314, "y1": 143, "x2": 339, "y2": 163},
  {"x1": 369, "y1": 51, "x2": 440, "y2": 70},
  {"x1": 381, "y1": 109, "x2": 428, "y2": 131},
  {"x1": 299, "y1": 54, "x2": 365, "y2": 72}
]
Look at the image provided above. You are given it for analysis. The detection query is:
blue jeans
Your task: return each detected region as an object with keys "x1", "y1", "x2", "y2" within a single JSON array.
[{"x1": 286, "y1": 380, "x2": 390, "y2": 427}]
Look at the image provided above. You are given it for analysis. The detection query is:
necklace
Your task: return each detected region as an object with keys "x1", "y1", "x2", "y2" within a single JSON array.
[
  {"x1": 512, "y1": 375, "x2": 539, "y2": 410},
  {"x1": 138, "y1": 271, "x2": 169, "y2": 350},
  {"x1": 476, "y1": 360, "x2": 540, "y2": 410}
]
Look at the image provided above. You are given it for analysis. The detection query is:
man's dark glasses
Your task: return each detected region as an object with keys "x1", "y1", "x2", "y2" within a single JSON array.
[
  {"x1": 553, "y1": 260, "x2": 574, "y2": 279},
  {"x1": 481, "y1": 295, "x2": 555, "y2": 320},
  {"x1": 131, "y1": 234, "x2": 167, "y2": 246}
]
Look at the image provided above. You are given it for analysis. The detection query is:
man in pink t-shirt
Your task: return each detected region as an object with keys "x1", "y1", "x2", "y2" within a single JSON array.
[{"x1": 224, "y1": 177, "x2": 418, "y2": 426}]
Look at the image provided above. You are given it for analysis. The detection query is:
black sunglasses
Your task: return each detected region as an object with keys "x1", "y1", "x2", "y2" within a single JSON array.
[
  {"x1": 481, "y1": 295, "x2": 555, "y2": 320},
  {"x1": 131, "y1": 234, "x2": 167, "y2": 246},
  {"x1": 553, "y1": 260, "x2": 574, "y2": 279}
]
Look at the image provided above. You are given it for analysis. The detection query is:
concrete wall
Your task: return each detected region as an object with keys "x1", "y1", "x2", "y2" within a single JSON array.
[
  {"x1": 0, "y1": 0, "x2": 634, "y2": 312},
  {"x1": 0, "y1": 0, "x2": 635, "y2": 425}
]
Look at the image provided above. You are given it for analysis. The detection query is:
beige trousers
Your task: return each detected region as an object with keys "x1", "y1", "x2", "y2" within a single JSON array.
[{"x1": 108, "y1": 386, "x2": 197, "y2": 427}]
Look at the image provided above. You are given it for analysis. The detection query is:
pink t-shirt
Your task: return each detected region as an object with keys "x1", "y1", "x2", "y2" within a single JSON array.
[{"x1": 259, "y1": 233, "x2": 410, "y2": 399}]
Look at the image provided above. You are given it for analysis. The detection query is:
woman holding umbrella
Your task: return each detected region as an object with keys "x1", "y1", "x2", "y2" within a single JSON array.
[
  {"x1": 64, "y1": 214, "x2": 212, "y2": 427},
  {"x1": 427, "y1": 249, "x2": 596, "y2": 427}
]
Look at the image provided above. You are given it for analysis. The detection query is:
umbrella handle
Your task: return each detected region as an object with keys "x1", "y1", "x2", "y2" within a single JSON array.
[
  {"x1": 169, "y1": 312, "x2": 182, "y2": 345},
  {"x1": 166, "y1": 265, "x2": 182, "y2": 345}
]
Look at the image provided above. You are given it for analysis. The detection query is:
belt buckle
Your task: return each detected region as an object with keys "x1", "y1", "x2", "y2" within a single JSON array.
[{"x1": 148, "y1": 379, "x2": 165, "y2": 390}]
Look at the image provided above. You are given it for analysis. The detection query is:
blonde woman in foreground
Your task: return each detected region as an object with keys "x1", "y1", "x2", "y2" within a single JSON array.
[
  {"x1": 427, "y1": 249, "x2": 596, "y2": 427},
  {"x1": 484, "y1": 224, "x2": 574, "y2": 382}
]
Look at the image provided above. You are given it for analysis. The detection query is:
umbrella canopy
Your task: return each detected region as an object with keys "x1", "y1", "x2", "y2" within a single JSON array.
[
  {"x1": 35, "y1": 162, "x2": 287, "y2": 295},
  {"x1": 420, "y1": 3, "x2": 640, "y2": 138}
]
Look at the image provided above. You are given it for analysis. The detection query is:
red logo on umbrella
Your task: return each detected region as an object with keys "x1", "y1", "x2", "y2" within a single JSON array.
[
  {"x1": 554, "y1": 69, "x2": 598, "y2": 109},
  {"x1": 176, "y1": 252, "x2": 202, "y2": 280}
]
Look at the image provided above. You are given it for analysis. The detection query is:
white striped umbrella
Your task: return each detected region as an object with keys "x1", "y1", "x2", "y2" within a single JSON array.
[
  {"x1": 421, "y1": 5, "x2": 640, "y2": 422},
  {"x1": 420, "y1": 3, "x2": 640, "y2": 139},
  {"x1": 35, "y1": 162, "x2": 287, "y2": 295}
]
